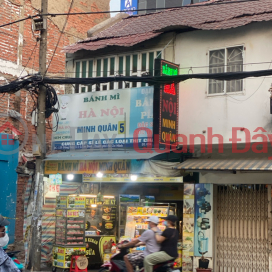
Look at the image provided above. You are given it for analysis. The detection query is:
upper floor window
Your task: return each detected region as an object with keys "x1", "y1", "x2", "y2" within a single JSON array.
[
  {"x1": 209, "y1": 46, "x2": 243, "y2": 95},
  {"x1": 138, "y1": 0, "x2": 209, "y2": 14},
  {"x1": 74, "y1": 50, "x2": 162, "y2": 93}
]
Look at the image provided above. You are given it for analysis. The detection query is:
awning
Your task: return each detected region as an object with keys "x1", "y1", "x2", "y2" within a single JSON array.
[
  {"x1": 44, "y1": 150, "x2": 182, "y2": 176},
  {"x1": 174, "y1": 158, "x2": 272, "y2": 171}
]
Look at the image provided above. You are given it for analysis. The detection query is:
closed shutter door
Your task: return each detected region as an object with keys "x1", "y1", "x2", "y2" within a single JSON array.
[{"x1": 216, "y1": 185, "x2": 269, "y2": 272}]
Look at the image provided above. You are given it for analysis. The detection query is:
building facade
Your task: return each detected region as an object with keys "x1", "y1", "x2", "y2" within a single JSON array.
[
  {"x1": 64, "y1": 0, "x2": 272, "y2": 271},
  {"x1": 175, "y1": 13, "x2": 272, "y2": 272}
]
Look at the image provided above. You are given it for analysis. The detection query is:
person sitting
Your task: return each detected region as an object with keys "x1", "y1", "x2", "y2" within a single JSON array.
[
  {"x1": 118, "y1": 216, "x2": 161, "y2": 272},
  {"x1": 144, "y1": 215, "x2": 179, "y2": 272}
]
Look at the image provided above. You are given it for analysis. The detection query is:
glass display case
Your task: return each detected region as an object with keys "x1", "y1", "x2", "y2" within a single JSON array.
[{"x1": 55, "y1": 208, "x2": 86, "y2": 246}]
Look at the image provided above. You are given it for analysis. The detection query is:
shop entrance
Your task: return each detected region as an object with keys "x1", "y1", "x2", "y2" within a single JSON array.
[{"x1": 216, "y1": 185, "x2": 269, "y2": 272}]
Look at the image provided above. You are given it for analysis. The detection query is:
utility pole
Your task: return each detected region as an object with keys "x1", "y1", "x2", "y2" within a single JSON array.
[{"x1": 29, "y1": 0, "x2": 47, "y2": 270}]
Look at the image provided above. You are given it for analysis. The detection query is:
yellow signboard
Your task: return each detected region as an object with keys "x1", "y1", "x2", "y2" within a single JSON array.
[
  {"x1": 83, "y1": 176, "x2": 183, "y2": 183},
  {"x1": 45, "y1": 160, "x2": 131, "y2": 174},
  {"x1": 52, "y1": 246, "x2": 85, "y2": 268},
  {"x1": 56, "y1": 196, "x2": 68, "y2": 208},
  {"x1": 127, "y1": 206, "x2": 168, "y2": 217},
  {"x1": 67, "y1": 196, "x2": 86, "y2": 208},
  {"x1": 66, "y1": 210, "x2": 83, "y2": 217},
  {"x1": 56, "y1": 209, "x2": 64, "y2": 217},
  {"x1": 56, "y1": 209, "x2": 85, "y2": 217}
]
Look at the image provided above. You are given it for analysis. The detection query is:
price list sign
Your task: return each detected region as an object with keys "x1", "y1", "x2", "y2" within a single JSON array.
[{"x1": 102, "y1": 205, "x2": 117, "y2": 232}]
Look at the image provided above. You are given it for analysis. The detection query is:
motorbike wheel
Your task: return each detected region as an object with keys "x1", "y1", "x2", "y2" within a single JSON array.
[{"x1": 98, "y1": 268, "x2": 110, "y2": 272}]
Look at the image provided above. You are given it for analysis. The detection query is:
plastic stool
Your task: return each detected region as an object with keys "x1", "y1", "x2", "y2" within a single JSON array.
[{"x1": 69, "y1": 255, "x2": 88, "y2": 272}]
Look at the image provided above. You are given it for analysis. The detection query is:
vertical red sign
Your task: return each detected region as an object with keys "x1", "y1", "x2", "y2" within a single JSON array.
[{"x1": 154, "y1": 59, "x2": 179, "y2": 145}]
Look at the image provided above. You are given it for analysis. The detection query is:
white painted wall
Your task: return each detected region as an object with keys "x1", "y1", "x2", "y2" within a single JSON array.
[{"x1": 175, "y1": 21, "x2": 272, "y2": 145}]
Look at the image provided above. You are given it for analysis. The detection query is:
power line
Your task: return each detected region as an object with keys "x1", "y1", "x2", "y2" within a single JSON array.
[
  {"x1": 43, "y1": 69, "x2": 272, "y2": 85},
  {"x1": 63, "y1": 31, "x2": 83, "y2": 40},
  {"x1": 0, "y1": 41, "x2": 38, "y2": 93},
  {"x1": 40, "y1": 0, "x2": 260, "y2": 17},
  {"x1": 42, "y1": 60, "x2": 272, "y2": 76},
  {"x1": 2, "y1": 68, "x2": 272, "y2": 93},
  {"x1": 227, "y1": 58, "x2": 272, "y2": 102},
  {"x1": 19, "y1": 41, "x2": 38, "y2": 78},
  {"x1": 45, "y1": 0, "x2": 75, "y2": 74},
  {"x1": 0, "y1": 0, "x2": 260, "y2": 29},
  {"x1": 0, "y1": 15, "x2": 33, "y2": 28}
]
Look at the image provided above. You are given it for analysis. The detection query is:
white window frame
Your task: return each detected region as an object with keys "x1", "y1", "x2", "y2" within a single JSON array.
[
  {"x1": 138, "y1": 0, "x2": 147, "y2": 15},
  {"x1": 156, "y1": 0, "x2": 165, "y2": 10},
  {"x1": 207, "y1": 45, "x2": 245, "y2": 97},
  {"x1": 73, "y1": 49, "x2": 163, "y2": 94},
  {"x1": 75, "y1": 60, "x2": 95, "y2": 93}
]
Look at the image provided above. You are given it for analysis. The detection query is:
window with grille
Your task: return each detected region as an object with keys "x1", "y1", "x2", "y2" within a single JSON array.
[
  {"x1": 209, "y1": 46, "x2": 243, "y2": 95},
  {"x1": 137, "y1": 0, "x2": 210, "y2": 14},
  {"x1": 74, "y1": 50, "x2": 162, "y2": 93}
]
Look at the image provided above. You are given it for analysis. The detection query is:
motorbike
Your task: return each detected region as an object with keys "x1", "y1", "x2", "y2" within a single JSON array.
[
  {"x1": 5, "y1": 250, "x2": 24, "y2": 272},
  {"x1": 98, "y1": 242, "x2": 178, "y2": 272}
]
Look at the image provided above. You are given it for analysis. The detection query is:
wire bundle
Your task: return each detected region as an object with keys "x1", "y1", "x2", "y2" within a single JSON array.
[
  {"x1": 44, "y1": 84, "x2": 59, "y2": 132},
  {"x1": 45, "y1": 84, "x2": 58, "y2": 118}
]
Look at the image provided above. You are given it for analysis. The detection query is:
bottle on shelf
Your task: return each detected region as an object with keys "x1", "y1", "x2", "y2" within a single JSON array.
[{"x1": 111, "y1": 243, "x2": 117, "y2": 254}]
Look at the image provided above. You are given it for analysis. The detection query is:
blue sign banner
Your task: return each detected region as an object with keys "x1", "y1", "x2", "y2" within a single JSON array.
[
  {"x1": 194, "y1": 184, "x2": 213, "y2": 257},
  {"x1": 121, "y1": 0, "x2": 138, "y2": 15},
  {"x1": 52, "y1": 86, "x2": 153, "y2": 150},
  {"x1": 119, "y1": 195, "x2": 140, "y2": 202}
]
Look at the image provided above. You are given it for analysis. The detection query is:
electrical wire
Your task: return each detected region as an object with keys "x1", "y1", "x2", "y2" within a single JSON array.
[
  {"x1": 0, "y1": 0, "x2": 260, "y2": 29},
  {"x1": 37, "y1": 0, "x2": 261, "y2": 16},
  {"x1": 2, "y1": 67, "x2": 272, "y2": 94},
  {"x1": 225, "y1": 54, "x2": 272, "y2": 102},
  {"x1": 0, "y1": 66, "x2": 271, "y2": 123},
  {"x1": 44, "y1": 84, "x2": 60, "y2": 131},
  {"x1": 31, "y1": 46, "x2": 38, "y2": 74},
  {"x1": 19, "y1": 41, "x2": 38, "y2": 78},
  {"x1": 46, "y1": 61, "x2": 272, "y2": 76},
  {"x1": 42, "y1": 69, "x2": 272, "y2": 85},
  {"x1": 45, "y1": 0, "x2": 75, "y2": 74},
  {"x1": 228, "y1": 70, "x2": 272, "y2": 102},
  {"x1": 63, "y1": 31, "x2": 83, "y2": 40},
  {"x1": 0, "y1": 15, "x2": 33, "y2": 28}
]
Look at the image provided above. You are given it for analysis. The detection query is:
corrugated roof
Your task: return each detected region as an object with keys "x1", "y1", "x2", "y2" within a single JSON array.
[
  {"x1": 64, "y1": 0, "x2": 272, "y2": 53},
  {"x1": 63, "y1": 32, "x2": 161, "y2": 53},
  {"x1": 174, "y1": 158, "x2": 272, "y2": 171}
]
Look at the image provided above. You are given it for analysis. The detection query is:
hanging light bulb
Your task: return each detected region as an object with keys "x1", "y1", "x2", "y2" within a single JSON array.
[
  {"x1": 131, "y1": 175, "x2": 138, "y2": 181},
  {"x1": 96, "y1": 172, "x2": 103, "y2": 178},
  {"x1": 67, "y1": 174, "x2": 74, "y2": 180}
]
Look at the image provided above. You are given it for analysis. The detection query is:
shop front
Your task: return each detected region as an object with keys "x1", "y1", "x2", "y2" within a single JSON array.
[
  {"x1": 44, "y1": 156, "x2": 186, "y2": 270},
  {"x1": 43, "y1": 80, "x2": 187, "y2": 269},
  {"x1": 175, "y1": 157, "x2": 272, "y2": 272},
  {"x1": 52, "y1": 194, "x2": 117, "y2": 269}
]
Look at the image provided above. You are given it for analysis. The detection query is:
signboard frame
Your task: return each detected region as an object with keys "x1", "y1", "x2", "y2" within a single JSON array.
[
  {"x1": 52, "y1": 86, "x2": 154, "y2": 151},
  {"x1": 154, "y1": 59, "x2": 179, "y2": 145}
]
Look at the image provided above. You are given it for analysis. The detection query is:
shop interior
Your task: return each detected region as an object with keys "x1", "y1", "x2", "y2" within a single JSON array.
[{"x1": 47, "y1": 173, "x2": 196, "y2": 270}]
